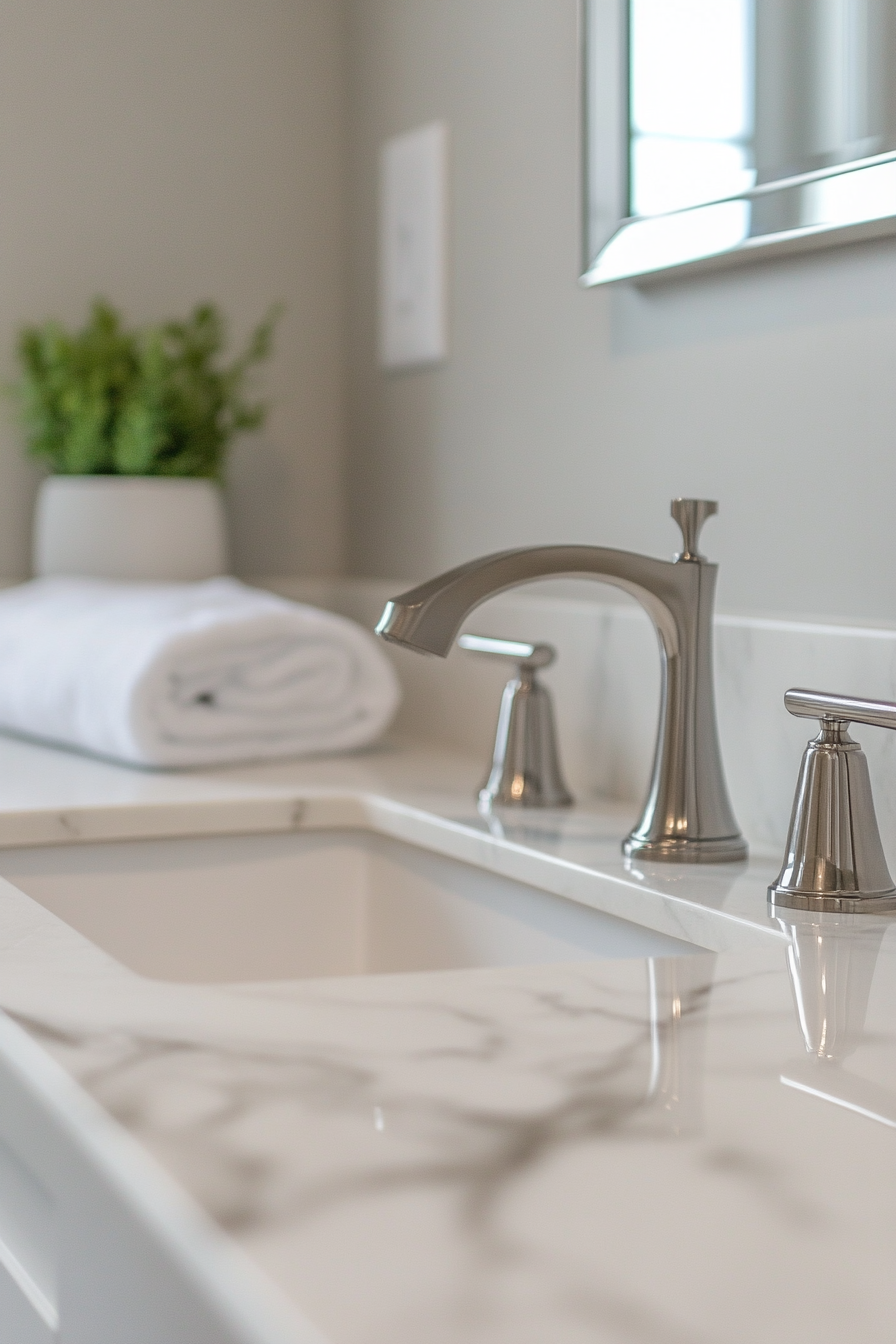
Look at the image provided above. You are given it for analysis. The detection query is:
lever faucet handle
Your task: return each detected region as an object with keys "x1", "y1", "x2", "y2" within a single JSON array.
[
  {"x1": 671, "y1": 498, "x2": 718, "y2": 561},
  {"x1": 769, "y1": 686, "x2": 896, "y2": 914},
  {"x1": 784, "y1": 688, "x2": 896, "y2": 733},
  {"x1": 458, "y1": 633, "x2": 572, "y2": 809},
  {"x1": 457, "y1": 633, "x2": 555, "y2": 672}
]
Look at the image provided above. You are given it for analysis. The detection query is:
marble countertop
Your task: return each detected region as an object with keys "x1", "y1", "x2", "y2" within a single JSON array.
[{"x1": 0, "y1": 732, "x2": 893, "y2": 1343}]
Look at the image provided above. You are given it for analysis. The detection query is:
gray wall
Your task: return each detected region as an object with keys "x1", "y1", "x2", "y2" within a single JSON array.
[
  {"x1": 5, "y1": 0, "x2": 896, "y2": 622},
  {"x1": 345, "y1": 0, "x2": 896, "y2": 623},
  {"x1": 0, "y1": 0, "x2": 345, "y2": 580}
]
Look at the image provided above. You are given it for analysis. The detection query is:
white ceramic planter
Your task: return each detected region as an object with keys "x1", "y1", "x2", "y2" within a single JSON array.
[{"x1": 33, "y1": 476, "x2": 229, "y2": 581}]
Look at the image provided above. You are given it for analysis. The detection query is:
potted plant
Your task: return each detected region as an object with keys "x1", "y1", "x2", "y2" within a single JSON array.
[{"x1": 12, "y1": 300, "x2": 280, "y2": 580}]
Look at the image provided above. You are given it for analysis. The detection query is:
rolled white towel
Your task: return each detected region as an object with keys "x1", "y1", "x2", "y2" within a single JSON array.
[{"x1": 0, "y1": 577, "x2": 401, "y2": 767}]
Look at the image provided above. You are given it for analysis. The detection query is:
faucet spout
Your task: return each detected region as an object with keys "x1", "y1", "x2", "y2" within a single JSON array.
[
  {"x1": 377, "y1": 546, "x2": 680, "y2": 658},
  {"x1": 376, "y1": 501, "x2": 746, "y2": 864}
]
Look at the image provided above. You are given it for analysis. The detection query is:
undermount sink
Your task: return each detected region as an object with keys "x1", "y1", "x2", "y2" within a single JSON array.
[{"x1": 0, "y1": 829, "x2": 699, "y2": 983}]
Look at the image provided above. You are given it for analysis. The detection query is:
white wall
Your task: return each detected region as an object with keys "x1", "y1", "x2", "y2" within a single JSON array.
[
  {"x1": 345, "y1": 0, "x2": 896, "y2": 624},
  {"x1": 0, "y1": 0, "x2": 346, "y2": 580}
]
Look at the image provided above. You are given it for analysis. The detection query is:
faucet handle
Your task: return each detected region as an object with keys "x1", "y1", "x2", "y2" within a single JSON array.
[
  {"x1": 671, "y1": 498, "x2": 718, "y2": 561},
  {"x1": 458, "y1": 633, "x2": 572, "y2": 808},
  {"x1": 784, "y1": 688, "x2": 896, "y2": 732},
  {"x1": 769, "y1": 687, "x2": 896, "y2": 914},
  {"x1": 457, "y1": 633, "x2": 554, "y2": 671}
]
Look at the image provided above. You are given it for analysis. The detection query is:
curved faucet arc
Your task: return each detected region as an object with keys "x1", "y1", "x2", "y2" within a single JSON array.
[{"x1": 376, "y1": 545, "x2": 680, "y2": 659}]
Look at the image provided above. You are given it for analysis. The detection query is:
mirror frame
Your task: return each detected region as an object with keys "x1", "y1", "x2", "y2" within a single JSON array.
[{"x1": 581, "y1": 0, "x2": 896, "y2": 286}]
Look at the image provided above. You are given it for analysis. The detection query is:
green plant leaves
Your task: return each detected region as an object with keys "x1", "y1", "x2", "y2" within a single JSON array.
[{"x1": 10, "y1": 299, "x2": 281, "y2": 478}]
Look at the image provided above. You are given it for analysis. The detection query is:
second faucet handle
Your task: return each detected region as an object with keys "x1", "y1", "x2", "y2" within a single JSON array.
[
  {"x1": 769, "y1": 687, "x2": 896, "y2": 914},
  {"x1": 783, "y1": 688, "x2": 896, "y2": 732},
  {"x1": 457, "y1": 633, "x2": 555, "y2": 670},
  {"x1": 458, "y1": 633, "x2": 573, "y2": 809},
  {"x1": 671, "y1": 498, "x2": 718, "y2": 561}
]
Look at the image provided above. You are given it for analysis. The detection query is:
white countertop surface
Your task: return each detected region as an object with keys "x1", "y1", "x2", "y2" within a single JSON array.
[{"x1": 0, "y1": 731, "x2": 893, "y2": 1343}]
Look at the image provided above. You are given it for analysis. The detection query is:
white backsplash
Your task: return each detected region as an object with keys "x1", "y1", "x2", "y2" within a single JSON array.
[{"x1": 268, "y1": 576, "x2": 896, "y2": 862}]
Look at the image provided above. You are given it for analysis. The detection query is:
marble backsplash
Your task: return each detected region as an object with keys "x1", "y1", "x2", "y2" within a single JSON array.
[{"x1": 269, "y1": 577, "x2": 896, "y2": 863}]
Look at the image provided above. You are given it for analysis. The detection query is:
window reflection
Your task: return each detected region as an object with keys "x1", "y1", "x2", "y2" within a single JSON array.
[
  {"x1": 586, "y1": 0, "x2": 896, "y2": 284},
  {"x1": 629, "y1": 0, "x2": 755, "y2": 218}
]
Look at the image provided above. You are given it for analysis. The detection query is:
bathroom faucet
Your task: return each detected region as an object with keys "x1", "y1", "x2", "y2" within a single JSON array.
[{"x1": 376, "y1": 498, "x2": 746, "y2": 863}]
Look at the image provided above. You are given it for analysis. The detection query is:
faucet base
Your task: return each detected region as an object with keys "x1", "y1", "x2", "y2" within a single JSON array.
[
  {"x1": 623, "y1": 834, "x2": 748, "y2": 864},
  {"x1": 768, "y1": 885, "x2": 896, "y2": 914}
]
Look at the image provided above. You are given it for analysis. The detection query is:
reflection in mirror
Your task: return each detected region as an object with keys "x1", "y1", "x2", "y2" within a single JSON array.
[
  {"x1": 629, "y1": 0, "x2": 754, "y2": 219},
  {"x1": 584, "y1": 0, "x2": 896, "y2": 283}
]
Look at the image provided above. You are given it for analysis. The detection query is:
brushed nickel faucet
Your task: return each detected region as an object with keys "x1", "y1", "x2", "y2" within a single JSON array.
[
  {"x1": 376, "y1": 498, "x2": 746, "y2": 863},
  {"x1": 457, "y1": 633, "x2": 573, "y2": 809},
  {"x1": 769, "y1": 689, "x2": 896, "y2": 913}
]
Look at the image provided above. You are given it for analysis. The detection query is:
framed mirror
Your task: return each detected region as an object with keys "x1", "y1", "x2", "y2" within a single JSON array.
[{"x1": 583, "y1": 0, "x2": 896, "y2": 285}]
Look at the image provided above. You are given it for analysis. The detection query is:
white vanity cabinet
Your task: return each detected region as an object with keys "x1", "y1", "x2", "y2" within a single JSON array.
[{"x1": 0, "y1": 1012, "x2": 299, "y2": 1344}]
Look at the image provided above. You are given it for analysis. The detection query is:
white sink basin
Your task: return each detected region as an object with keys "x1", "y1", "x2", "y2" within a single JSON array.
[
  {"x1": 0, "y1": 827, "x2": 707, "y2": 1344},
  {"x1": 0, "y1": 829, "x2": 699, "y2": 983}
]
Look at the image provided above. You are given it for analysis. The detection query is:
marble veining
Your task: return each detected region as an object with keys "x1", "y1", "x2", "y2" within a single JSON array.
[
  {"x1": 2, "y1": 846, "x2": 896, "y2": 1344},
  {"x1": 0, "y1": 725, "x2": 894, "y2": 1338}
]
